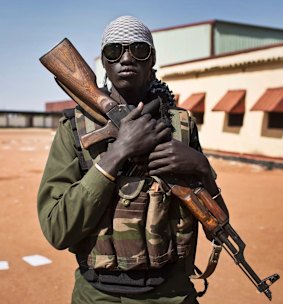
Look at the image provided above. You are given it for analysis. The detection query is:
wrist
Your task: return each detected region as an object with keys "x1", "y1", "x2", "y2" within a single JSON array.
[
  {"x1": 95, "y1": 163, "x2": 116, "y2": 182},
  {"x1": 98, "y1": 140, "x2": 129, "y2": 178},
  {"x1": 196, "y1": 155, "x2": 211, "y2": 177},
  {"x1": 108, "y1": 140, "x2": 130, "y2": 163}
]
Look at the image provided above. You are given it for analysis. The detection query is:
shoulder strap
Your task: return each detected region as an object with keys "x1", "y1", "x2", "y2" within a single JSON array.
[
  {"x1": 169, "y1": 107, "x2": 190, "y2": 145},
  {"x1": 63, "y1": 108, "x2": 89, "y2": 173}
]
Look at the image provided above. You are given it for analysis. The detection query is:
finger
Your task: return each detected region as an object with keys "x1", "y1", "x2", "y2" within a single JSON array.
[
  {"x1": 155, "y1": 128, "x2": 172, "y2": 144},
  {"x1": 154, "y1": 121, "x2": 167, "y2": 133},
  {"x1": 150, "y1": 141, "x2": 171, "y2": 154},
  {"x1": 148, "y1": 157, "x2": 170, "y2": 169},
  {"x1": 146, "y1": 118, "x2": 157, "y2": 130},
  {"x1": 148, "y1": 150, "x2": 169, "y2": 161},
  {"x1": 148, "y1": 165, "x2": 172, "y2": 176},
  {"x1": 123, "y1": 102, "x2": 144, "y2": 121}
]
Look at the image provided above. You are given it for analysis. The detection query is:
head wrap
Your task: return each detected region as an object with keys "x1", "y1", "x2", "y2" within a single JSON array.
[{"x1": 101, "y1": 16, "x2": 154, "y2": 50}]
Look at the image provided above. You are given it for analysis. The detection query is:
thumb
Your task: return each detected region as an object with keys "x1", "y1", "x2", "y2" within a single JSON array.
[{"x1": 124, "y1": 102, "x2": 144, "y2": 121}]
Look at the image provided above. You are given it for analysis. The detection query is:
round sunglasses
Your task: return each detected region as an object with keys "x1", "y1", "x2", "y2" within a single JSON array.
[{"x1": 102, "y1": 42, "x2": 152, "y2": 62}]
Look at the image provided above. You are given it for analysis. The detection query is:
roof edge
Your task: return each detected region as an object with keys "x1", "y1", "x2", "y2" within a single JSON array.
[
  {"x1": 160, "y1": 41, "x2": 283, "y2": 68},
  {"x1": 151, "y1": 19, "x2": 283, "y2": 34},
  {"x1": 151, "y1": 19, "x2": 216, "y2": 33}
]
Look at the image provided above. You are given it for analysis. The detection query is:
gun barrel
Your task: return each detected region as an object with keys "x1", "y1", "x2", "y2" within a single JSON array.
[{"x1": 216, "y1": 227, "x2": 279, "y2": 301}]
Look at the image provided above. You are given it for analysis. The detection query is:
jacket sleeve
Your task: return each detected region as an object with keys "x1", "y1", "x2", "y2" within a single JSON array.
[{"x1": 37, "y1": 118, "x2": 116, "y2": 250}]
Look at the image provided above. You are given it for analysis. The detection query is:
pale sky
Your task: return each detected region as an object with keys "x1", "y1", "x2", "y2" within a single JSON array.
[{"x1": 0, "y1": 0, "x2": 282, "y2": 111}]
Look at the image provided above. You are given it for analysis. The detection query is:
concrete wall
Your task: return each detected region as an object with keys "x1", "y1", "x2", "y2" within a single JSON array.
[
  {"x1": 32, "y1": 115, "x2": 60, "y2": 128},
  {"x1": 0, "y1": 114, "x2": 8, "y2": 127},
  {"x1": 0, "y1": 113, "x2": 61, "y2": 128},
  {"x1": 6, "y1": 114, "x2": 30, "y2": 127}
]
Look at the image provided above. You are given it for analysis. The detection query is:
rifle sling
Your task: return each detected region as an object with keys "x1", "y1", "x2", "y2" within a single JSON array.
[{"x1": 190, "y1": 241, "x2": 222, "y2": 280}]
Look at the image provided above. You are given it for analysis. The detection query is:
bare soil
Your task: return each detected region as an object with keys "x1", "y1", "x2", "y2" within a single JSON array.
[{"x1": 0, "y1": 129, "x2": 282, "y2": 304}]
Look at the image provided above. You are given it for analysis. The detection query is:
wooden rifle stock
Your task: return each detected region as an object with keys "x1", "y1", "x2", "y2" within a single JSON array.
[
  {"x1": 40, "y1": 38, "x2": 279, "y2": 301},
  {"x1": 39, "y1": 38, "x2": 115, "y2": 122}
]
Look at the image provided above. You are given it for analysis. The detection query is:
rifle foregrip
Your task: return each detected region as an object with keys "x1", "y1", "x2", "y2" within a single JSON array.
[
  {"x1": 195, "y1": 188, "x2": 228, "y2": 225},
  {"x1": 40, "y1": 38, "x2": 115, "y2": 114},
  {"x1": 171, "y1": 185, "x2": 218, "y2": 231}
]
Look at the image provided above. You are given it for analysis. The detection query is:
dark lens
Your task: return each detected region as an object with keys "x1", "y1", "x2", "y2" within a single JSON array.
[
  {"x1": 103, "y1": 43, "x2": 123, "y2": 61},
  {"x1": 130, "y1": 42, "x2": 151, "y2": 60}
]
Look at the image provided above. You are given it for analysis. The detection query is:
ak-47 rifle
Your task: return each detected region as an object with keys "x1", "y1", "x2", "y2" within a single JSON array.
[{"x1": 39, "y1": 38, "x2": 279, "y2": 301}]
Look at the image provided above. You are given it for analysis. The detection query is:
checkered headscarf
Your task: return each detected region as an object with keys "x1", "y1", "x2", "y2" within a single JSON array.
[{"x1": 101, "y1": 16, "x2": 154, "y2": 50}]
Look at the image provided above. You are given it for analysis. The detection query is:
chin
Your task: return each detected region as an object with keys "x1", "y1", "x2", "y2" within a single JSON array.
[{"x1": 116, "y1": 79, "x2": 142, "y2": 91}]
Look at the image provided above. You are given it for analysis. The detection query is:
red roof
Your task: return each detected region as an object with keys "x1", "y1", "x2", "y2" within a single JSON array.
[
  {"x1": 174, "y1": 93, "x2": 180, "y2": 105},
  {"x1": 45, "y1": 100, "x2": 77, "y2": 112},
  {"x1": 251, "y1": 88, "x2": 283, "y2": 112},
  {"x1": 212, "y1": 90, "x2": 246, "y2": 113},
  {"x1": 181, "y1": 93, "x2": 205, "y2": 112}
]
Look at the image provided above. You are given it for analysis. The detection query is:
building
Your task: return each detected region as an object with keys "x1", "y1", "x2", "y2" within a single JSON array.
[
  {"x1": 95, "y1": 19, "x2": 283, "y2": 85},
  {"x1": 94, "y1": 19, "x2": 283, "y2": 161},
  {"x1": 159, "y1": 43, "x2": 283, "y2": 159},
  {"x1": 0, "y1": 101, "x2": 76, "y2": 128},
  {"x1": 45, "y1": 100, "x2": 76, "y2": 112},
  {"x1": 44, "y1": 20, "x2": 283, "y2": 162},
  {"x1": 0, "y1": 110, "x2": 62, "y2": 128}
]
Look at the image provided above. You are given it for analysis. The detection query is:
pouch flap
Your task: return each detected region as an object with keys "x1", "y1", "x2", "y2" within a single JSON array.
[{"x1": 117, "y1": 176, "x2": 145, "y2": 200}]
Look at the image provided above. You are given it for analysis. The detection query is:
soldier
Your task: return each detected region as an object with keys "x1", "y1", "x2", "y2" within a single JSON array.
[{"x1": 38, "y1": 16, "x2": 228, "y2": 304}]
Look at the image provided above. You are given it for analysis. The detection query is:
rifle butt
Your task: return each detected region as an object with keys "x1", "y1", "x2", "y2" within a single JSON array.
[{"x1": 39, "y1": 38, "x2": 115, "y2": 115}]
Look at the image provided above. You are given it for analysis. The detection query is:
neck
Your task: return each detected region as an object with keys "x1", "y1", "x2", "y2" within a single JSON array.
[{"x1": 112, "y1": 85, "x2": 148, "y2": 106}]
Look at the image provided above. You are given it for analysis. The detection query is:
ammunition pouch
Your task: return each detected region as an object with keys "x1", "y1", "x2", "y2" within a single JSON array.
[{"x1": 67, "y1": 106, "x2": 201, "y2": 293}]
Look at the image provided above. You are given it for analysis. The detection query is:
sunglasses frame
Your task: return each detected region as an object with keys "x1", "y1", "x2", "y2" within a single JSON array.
[{"x1": 103, "y1": 42, "x2": 152, "y2": 62}]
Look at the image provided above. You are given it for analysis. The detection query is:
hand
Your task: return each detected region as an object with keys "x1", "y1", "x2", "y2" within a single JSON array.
[
  {"x1": 148, "y1": 139, "x2": 210, "y2": 177},
  {"x1": 115, "y1": 102, "x2": 171, "y2": 159}
]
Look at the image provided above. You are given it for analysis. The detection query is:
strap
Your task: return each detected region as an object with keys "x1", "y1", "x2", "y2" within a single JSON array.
[
  {"x1": 192, "y1": 267, "x2": 209, "y2": 298},
  {"x1": 190, "y1": 241, "x2": 222, "y2": 280},
  {"x1": 63, "y1": 108, "x2": 89, "y2": 172},
  {"x1": 169, "y1": 107, "x2": 190, "y2": 145}
]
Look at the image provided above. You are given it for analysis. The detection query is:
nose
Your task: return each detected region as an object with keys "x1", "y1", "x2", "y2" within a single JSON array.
[{"x1": 120, "y1": 49, "x2": 135, "y2": 64}]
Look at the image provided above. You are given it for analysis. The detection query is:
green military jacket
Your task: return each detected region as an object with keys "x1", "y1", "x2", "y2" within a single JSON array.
[{"x1": 37, "y1": 108, "x2": 204, "y2": 303}]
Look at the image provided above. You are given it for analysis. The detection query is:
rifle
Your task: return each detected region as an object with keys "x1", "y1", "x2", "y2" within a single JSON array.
[{"x1": 39, "y1": 38, "x2": 279, "y2": 301}]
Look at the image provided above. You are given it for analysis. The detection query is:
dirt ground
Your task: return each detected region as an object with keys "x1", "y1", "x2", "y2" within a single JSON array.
[{"x1": 0, "y1": 128, "x2": 282, "y2": 304}]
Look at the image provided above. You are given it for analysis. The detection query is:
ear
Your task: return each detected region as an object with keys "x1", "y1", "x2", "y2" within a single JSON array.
[
  {"x1": 151, "y1": 48, "x2": 156, "y2": 67},
  {"x1": 101, "y1": 54, "x2": 106, "y2": 68}
]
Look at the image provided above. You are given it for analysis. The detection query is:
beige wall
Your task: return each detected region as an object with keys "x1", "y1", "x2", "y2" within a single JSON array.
[
  {"x1": 160, "y1": 48, "x2": 283, "y2": 158},
  {"x1": 152, "y1": 24, "x2": 211, "y2": 67}
]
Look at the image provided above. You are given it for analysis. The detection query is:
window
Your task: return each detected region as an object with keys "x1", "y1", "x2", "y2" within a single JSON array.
[
  {"x1": 212, "y1": 90, "x2": 246, "y2": 128},
  {"x1": 192, "y1": 112, "x2": 204, "y2": 125},
  {"x1": 228, "y1": 113, "x2": 244, "y2": 127},
  {"x1": 251, "y1": 88, "x2": 283, "y2": 130},
  {"x1": 181, "y1": 93, "x2": 205, "y2": 125},
  {"x1": 268, "y1": 113, "x2": 283, "y2": 129}
]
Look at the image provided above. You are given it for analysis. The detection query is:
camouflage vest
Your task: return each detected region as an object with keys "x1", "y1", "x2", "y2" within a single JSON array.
[{"x1": 69, "y1": 106, "x2": 200, "y2": 272}]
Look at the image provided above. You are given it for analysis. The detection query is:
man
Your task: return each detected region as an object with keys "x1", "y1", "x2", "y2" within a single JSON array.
[{"x1": 38, "y1": 16, "x2": 228, "y2": 303}]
